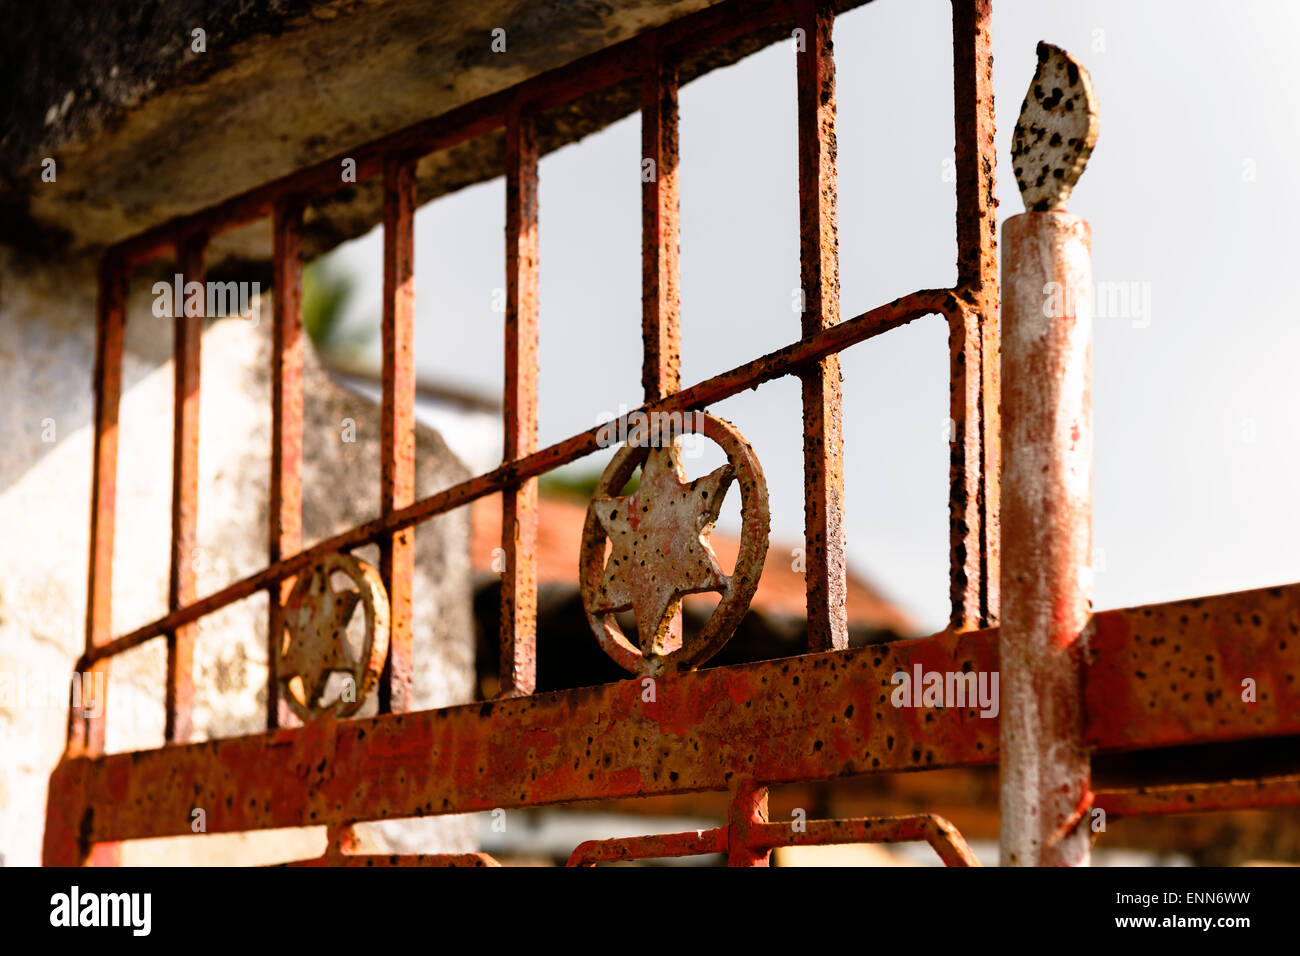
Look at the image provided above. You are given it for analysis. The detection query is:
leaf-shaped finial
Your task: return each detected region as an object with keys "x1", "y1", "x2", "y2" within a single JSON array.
[{"x1": 1012, "y1": 42, "x2": 1099, "y2": 212}]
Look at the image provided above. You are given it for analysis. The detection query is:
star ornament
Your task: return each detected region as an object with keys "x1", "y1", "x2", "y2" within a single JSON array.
[
  {"x1": 281, "y1": 571, "x2": 363, "y2": 710},
  {"x1": 589, "y1": 443, "x2": 735, "y2": 655}
]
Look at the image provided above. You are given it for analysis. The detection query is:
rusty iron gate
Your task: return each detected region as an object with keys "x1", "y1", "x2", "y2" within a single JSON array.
[{"x1": 45, "y1": 0, "x2": 1300, "y2": 867}]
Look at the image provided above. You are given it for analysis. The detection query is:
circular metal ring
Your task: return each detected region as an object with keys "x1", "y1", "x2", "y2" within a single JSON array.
[
  {"x1": 278, "y1": 553, "x2": 390, "y2": 720},
  {"x1": 579, "y1": 413, "x2": 769, "y2": 676}
]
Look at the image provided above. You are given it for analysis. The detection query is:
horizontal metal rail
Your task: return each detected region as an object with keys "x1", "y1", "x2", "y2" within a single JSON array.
[{"x1": 567, "y1": 813, "x2": 982, "y2": 866}]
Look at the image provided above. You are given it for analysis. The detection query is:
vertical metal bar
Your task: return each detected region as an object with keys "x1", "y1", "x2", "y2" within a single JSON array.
[
  {"x1": 379, "y1": 157, "x2": 417, "y2": 713},
  {"x1": 499, "y1": 105, "x2": 540, "y2": 698},
  {"x1": 74, "y1": 257, "x2": 127, "y2": 761},
  {"x1": 796, "y1": 0, "x2": 847, "y2": 653},
  {"x1": 726, "y1": 779, "x2": 771, "y2": 867},
  {"x1": 269, "y1": 201, "x2": 304, "y2": 730},
  {"x1": 165, "y1": 237, "x2": 205, "y2": 744},
  {"x1": 68, "y1": 256, "x2": 128, "y2": 866},
  {"x1": 999, "y1": 210, "x2": 1092, "y2": 866},
  {"x1": 641, "y1": 38, "x2": 682, "y2": 402},
  {"x1": 641, "y1": 38, "x2": 685, "y2": 654},
  {"x1": 949, "y1": 0, "x2": 1000, "y2": 631}
]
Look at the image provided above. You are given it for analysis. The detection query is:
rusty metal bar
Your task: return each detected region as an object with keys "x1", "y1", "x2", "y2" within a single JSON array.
[
  {"x1": 795, "y1": 0, "x2": 847, "y2": 654},
  {"x1": 67, "y1": 256, "x2": 128, "y2": 866},
  {"x1": 948, "y1": 0, "x2": 999, "y2": 632},
  {"x1": 287, "y1": 852, "x2": 501, "y2": 867},
  {"x1": 286, "y1": 824, "x2": 501, "y2": 866},
  {"x1": 379, "y1": 157, "x2": 418, "y2": 714},
  {"x1": 268, "y1": 201, "x2": 305, "y2": 730},
  {"x1": 727, "y1": 779, "x2": 771, "y2": 866},
  {"x1": 748, "y1": 814, "x2": 982, "y2": 866},
  {"x1": 1084, "y1": 584, "x2": 1300, "y2": 752},
  {"x1": 46, "y1": 626, "x2": 1001, "y2": 861},
  {"x1": 165, "y1": 237, "x2": 205, "y2": 745},
  {"x1": 640, "y1": 38, "x2": 682, "y2": 402},
  {"x1": 74, "y1": 258, "x2": 128, "y2": 761},
  {"x1": 568, "y1": 813, "x2": 980, "y2": 866},
  {"x1": 80, "y1": 290, "x2": 951, "y2": 668},
  {"x1": 999, "y1": 210, "x2": 1093, "y2": 866},
  {"x1": 639, "y1": 38, "x2": 686, "y2": 653},
  {"x1": 1096, "y1": 776, "x2": 1300, "y2": 819},
  {"x1": 568, "y1": 828, "x2": 728, "y2": 866},
  {"x1": 499, "y1": 104, "x2": 540, "y2": 698}
]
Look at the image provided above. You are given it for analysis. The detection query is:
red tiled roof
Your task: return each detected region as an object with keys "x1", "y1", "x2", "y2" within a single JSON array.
[{"x1": 471, "y1": 492, "x2": 916, "y2": 636}]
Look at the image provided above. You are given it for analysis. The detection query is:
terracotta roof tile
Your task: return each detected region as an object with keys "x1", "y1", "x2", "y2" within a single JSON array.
[{"x1": 471, "y1": 492, "x2": 916, "y2": 636}]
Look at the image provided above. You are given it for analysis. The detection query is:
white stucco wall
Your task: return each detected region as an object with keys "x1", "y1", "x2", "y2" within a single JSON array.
[{"x1": 0, "y1": 253, "x2": 477, "y2": 865}]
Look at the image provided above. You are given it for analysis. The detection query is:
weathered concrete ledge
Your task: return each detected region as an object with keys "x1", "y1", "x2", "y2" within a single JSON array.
[{"x1": 2, "y1": 0, "x2": 869, "y2": 273}]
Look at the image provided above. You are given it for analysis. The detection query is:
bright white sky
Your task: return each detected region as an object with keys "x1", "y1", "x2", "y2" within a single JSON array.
[{"x1": 326, "y1": 0, "x2": 1300, "y2": 634}]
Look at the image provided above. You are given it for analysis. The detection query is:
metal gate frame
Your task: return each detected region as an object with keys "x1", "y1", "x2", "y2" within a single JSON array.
[{"x1": 45, "y1": 0, "x2": 1300, "y2": 866}]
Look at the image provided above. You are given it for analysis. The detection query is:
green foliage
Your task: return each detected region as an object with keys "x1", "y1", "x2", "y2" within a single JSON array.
[
  {"x1": 301, "y1": 260, "x2": 373, "y2": 356},
  {"x1": 540, "y1": 467, "x2": 640, "y2": 501}
]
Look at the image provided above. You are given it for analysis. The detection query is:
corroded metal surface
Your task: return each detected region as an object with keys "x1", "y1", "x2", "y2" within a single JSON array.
[
  {"x1": 278, "y1": 554, "x2": 390, "y2": 721},
  {"x1": 796, "y1": 0, "x2": 848, "y2": 654},
  {"x1": 74, "y1": 257, "x2": 127, "y2": 762},
  {"x1": 1097, "y1": 776, "x2": 1300, "y2": 819},
  {"x1": 568, "y1": 827, "x2": 727, "y2": 866},
  {"x1": 580, "y1": 415, "x2": 769, "y2": 675},
  {"x1": 1084, "y1": 584, "x2": 1300, "y2": 750},
  {"x1": 268, "y1": 200, "x2": 305, "y2": 730},
  {"x1": 286, "y1": 825, "x2": 501, "y2": 867},
  {"x1": 46, "y1": 629, "x2": 1005, "y2": 863},
  {"x1": 379, "y1": 157, "x2": 417, "y2": 714},
  {"x1": 287, "y1": 852, "x2": 501, "y2": 868},
  {"x1": 45, "y1": 583, "x2": 1300, "y2": 863},
  {"x1": 640, "y1": 37, "x2": 682, "y2": 403},
  {"x1": 166, "y1": 236, "x2": 205, "y2": 746},
  {"x1": 999, "y1": 209, "x2": 1094, "y2": 866},
  {"x1": 566, "y1": 812, "x2": 981, "y2": 867},
  {"x1": 1012, "y1": 42, "x2": 1099, "y2": 213},
  {"x1": 949, "y1": 0, "x2": 1000, "y2": 632},
  {"x1": 996, "y1": 37, "x2": 1097, "y2": 867},
  {"x1": 500, "y1": 104, "x2": 540, "y2": 698}
]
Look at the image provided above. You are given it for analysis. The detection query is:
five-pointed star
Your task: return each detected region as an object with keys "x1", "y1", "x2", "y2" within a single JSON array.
[
  {"x1": 590, "y1": 443, "x2": 734, "y2": 654},
  {"x1": 281, "y1": 573, "x2": 362, "y2": 708}
]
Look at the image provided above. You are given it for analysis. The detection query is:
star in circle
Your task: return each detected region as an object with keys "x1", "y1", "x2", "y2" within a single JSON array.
[
  {"x1": 589, "y1": 443, "x2": 734, "y2": 655},
  {"x1": 280, "y1": 569, "x2": 362, "y2": 710}
]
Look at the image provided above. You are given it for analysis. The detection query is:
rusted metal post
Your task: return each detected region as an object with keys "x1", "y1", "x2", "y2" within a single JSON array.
[
  {"x1": 640, "y1": 38, "x2": 681, "y2": 402},
  {"x1": 640, "y1": 39, "x2": 685, "y2": 653},
  {"x1": 269, "y1": 200, "x2": 304, "y2": 729},
  {"x1": 999, "y1": 209, "x2": 1092, "y2": 866},
  {"x1": 379, "y1": 157, "x2": 417, "y2": 713},
  {"x1": 999, "y1": 43, "x2": 1099, "y2": 867},
  {"x1": 66, "y1": 255, "x2": 129, "y2": 866},
  {"x1": 727, "y1": 779, "x2": 771, "y2": 867},
  {"x1": 949, "y1": 0, "x2": 1000, "y2": 632},
  {"x1": 795, "y1": 0, "x2": 847, "y2": 653},
  {"x1": 74, "y1": 257, "x2": 127, "y2": 761},
  {"x1": 165, "y1": 236, "x2": 205, "y2": 744},
  {"x1": 499, "y1": 105, "x2": 540, "y2": 697}
]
